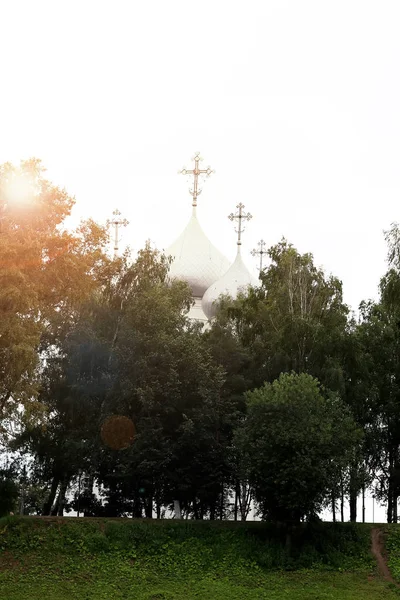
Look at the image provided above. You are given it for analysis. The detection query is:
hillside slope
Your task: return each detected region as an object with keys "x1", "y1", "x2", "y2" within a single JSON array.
[{"x1": 0, "y1": 517, "x2": 398, "y2": 600}]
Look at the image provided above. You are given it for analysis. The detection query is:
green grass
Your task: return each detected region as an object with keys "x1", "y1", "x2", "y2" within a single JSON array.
[
  {"x1": 1, "y1": 554, "x2": 397, "y2": 600},
  {"x1": 383, "y1": 524, "x2": 400, "y2": 585},
  {"x1": 0, "y1": 517, "x2": 399, "y2": 599}
]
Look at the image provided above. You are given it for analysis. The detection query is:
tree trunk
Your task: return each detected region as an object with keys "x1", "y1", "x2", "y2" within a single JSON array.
[
  {"x1": 394, "y1": 449, "x2": 400, "y2": 523},
  {"x1": 388, "y1": 484, "x2": 393, "y2": 524},
  {"x1": 19, "y1": 466, "x2": 27, "y2": 516},
  {"x1": 238, "y1": 481, "x2": 251, "y2": 521},
  {"x1": 340, "y1": 477, "x2": 345, "y2": 522},
  {"x1": 349, "y1": 467, "x2": 358, "y2": 523},
  {"x1": 349, "y1": 492, "x2": 357, "y2": 522},
  {"x1": 362, "y1": 485, "x2": 366, "y2": 523},
  {"x1": 234, "y1": 483, "x2": 238, "y2": 522},
  {"x1": 209, "y1": 500, "x2": 216, "y2": 520},
  {"x1": 56, "y1": 478, "x2": 68, "y2": 516},
  {"x1": 331, "y1": 492, "x2": 336, "y2": 523},
  {"x1": 219, "y1": 483, "x2": 224, "y2": 520},
  {"x1": 388, "y1": 451, "x2": 394, "y2": 523},
  {"x1": 173, "y1": 500, "x2": 181, "y2": 519},
  {"x1": 43, "y1": 476, "x2": 60, "y2": 516},
  {"x1": 393, "y1": 491, "x2": 398, "y2": 523},
  {"x1": 145, "y1": 496, "x2": 153, "y2": 519},
  {"x1": 193, "y1": 499, "x2": 199, "y2": 520},
  {"x1": 82, "y1": 473, "x2": 95, "y2": 516},
  {"x1": 19, "y1": 485, "x2": 25, "y2": 516},
  {"x1": 132, "y1": 501, "x2": 142, "y2": 519},
  {"x1": 51, "y1": 497, "x2": 59, "y2": 516}
]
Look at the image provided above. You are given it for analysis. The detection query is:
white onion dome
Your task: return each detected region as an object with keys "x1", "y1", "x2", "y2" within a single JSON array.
[
  {"x1": 202, "y1": 247, "x2": 258, "y2": 320},
  {"x1": 166, "y1": 207, "x2": 231, "y2": 297}
]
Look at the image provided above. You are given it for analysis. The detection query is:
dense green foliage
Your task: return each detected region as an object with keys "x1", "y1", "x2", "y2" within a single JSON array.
[
  {"x1": 0, "y1": 518, "x2": 397, "y2": 600},
  {"x1": 0, "y1": 469, "x2": 18, "y2": 516},
  {"x1": 0, "y1": 517, "x2": 373, "y2": 571},
  {"x1": 385, "y1": 524, "x2": 400, "y2": 583},
  {"x1": 236, "y1": 373, "x2": 360, "y2": 523},
  {"x1": 2, "y1": 159, "x2": 400, "y2": 528},
  {"x1": 15, "y1": 244, "x2": 232, "y2": 519},
  {"x1": 0, "y1": 159, "x2": 110, "y2": 424},
  {"x1": 208, "y1": 239, "x2": 349, "y2": 392},
  {"x1": 355, "y1": 254, "x2": 400, "y2": 521}
]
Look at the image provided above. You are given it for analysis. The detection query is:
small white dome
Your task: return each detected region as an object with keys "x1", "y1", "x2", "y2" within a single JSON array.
[
  {"x1": 202, "y1": 248, "x2": 258, "y2": 320},
  {"x1": 166, "y1": 207, "x2": 231, "y2": 297}
]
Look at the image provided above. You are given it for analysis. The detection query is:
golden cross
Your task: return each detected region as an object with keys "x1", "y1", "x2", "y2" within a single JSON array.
[
  {"x1": 106, "y1": 209, "x2": 129, "y2": 257},
  {"x1": 228, "y1": 203, "x2": 252, "y2": 246},
  {"x1": 251, "y1": 239, "x2": 267, "y2": 271},
  {"x1": 179, "y1": 152, "x2": 214, "y2": 207}
]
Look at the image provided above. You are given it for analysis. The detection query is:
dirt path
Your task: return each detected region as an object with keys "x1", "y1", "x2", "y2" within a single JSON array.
[{"x1": 371, "y1": 527, "x2": 399, "y2": 587}]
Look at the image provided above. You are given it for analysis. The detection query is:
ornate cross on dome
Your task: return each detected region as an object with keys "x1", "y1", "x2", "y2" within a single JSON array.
[
  {"x1": 228, "y1": 203, "x2": 252, "y2": 246},
  {"x1": 107, "y1": 209, "x2": 129, "y2": 257},
  {"x1": 251, "y1": 239, "x2": 267, "y2": 271},
  {"x1": 179, "y1": 152, "x2": 214, "y2": 207}
]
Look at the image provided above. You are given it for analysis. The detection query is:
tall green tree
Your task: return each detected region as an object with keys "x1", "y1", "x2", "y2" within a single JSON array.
[
  {"x1": 354, "y1": 223, "x2": 400, "y2": 522},
  {"x1": 235, "y1": 372, "x2": 360, "y2": 526},
  {"x1": 21, "y1": 244, "x2": 232, "y2": 519},
  {"x1": 206, "y1": 239, "x2": 353, "y2": 519},
  {"x1": 210, "y1": 239, "x2": 349, "y2": 393},
  {"x1": 96, "y1": 246, "x2": 229, "y2": 519},
  {"x1": 0, "y1": 159, "x2": 110, "y2": 423}
]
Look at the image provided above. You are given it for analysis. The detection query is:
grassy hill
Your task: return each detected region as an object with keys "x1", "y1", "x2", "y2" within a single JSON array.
[{"x1": 0, "y1": 517, "x2": 399, "y2": 599}]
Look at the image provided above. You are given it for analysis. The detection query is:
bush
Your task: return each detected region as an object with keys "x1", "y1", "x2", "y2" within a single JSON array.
[{"x1": 0, "y1": 470, "x2": 18, "y2": 517}]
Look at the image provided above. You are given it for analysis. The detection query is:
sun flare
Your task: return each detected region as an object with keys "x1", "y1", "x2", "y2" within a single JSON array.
[{"x1": 4, "y1": 175, "x2": 34, "y2": 206}]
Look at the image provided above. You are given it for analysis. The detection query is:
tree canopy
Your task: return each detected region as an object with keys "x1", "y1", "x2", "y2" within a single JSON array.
[
  {"x1": 0, "y1": 159, "x2": 110, "y2": 424},
  {"x1": 2, "y1": 159, "x2": 400, "y2": 525},
  {"x1": 235, "y1": 372, "x2": 360, "y2": 524}
]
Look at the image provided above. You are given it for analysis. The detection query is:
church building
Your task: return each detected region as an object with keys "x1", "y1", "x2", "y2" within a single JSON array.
[{"x1": 165, "y1": 153, "x2": 258, "y2": 322}]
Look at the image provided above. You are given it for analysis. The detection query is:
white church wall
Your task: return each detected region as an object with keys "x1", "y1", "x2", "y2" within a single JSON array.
[{"x1": 188, "y1": 296, "x2": 209, "y2": 326}]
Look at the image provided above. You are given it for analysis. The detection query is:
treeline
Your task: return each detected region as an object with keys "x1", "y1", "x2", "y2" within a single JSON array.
[{"x1": 1, "y1": 160, "x2": 400, "y2": 525}]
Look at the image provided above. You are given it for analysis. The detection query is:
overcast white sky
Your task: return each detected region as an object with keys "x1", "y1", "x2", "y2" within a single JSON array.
[
  {"x1": 1, "y1": 0, "x2": 399, "y2": 313},
  {"x1": 1, "y1": 0, "x2": 397, "y2": 522}
]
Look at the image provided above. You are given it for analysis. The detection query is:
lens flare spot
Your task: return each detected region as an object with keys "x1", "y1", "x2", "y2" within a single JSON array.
[{"x1": 100, "y1": 415, "x2": 136, "y2": 450}]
